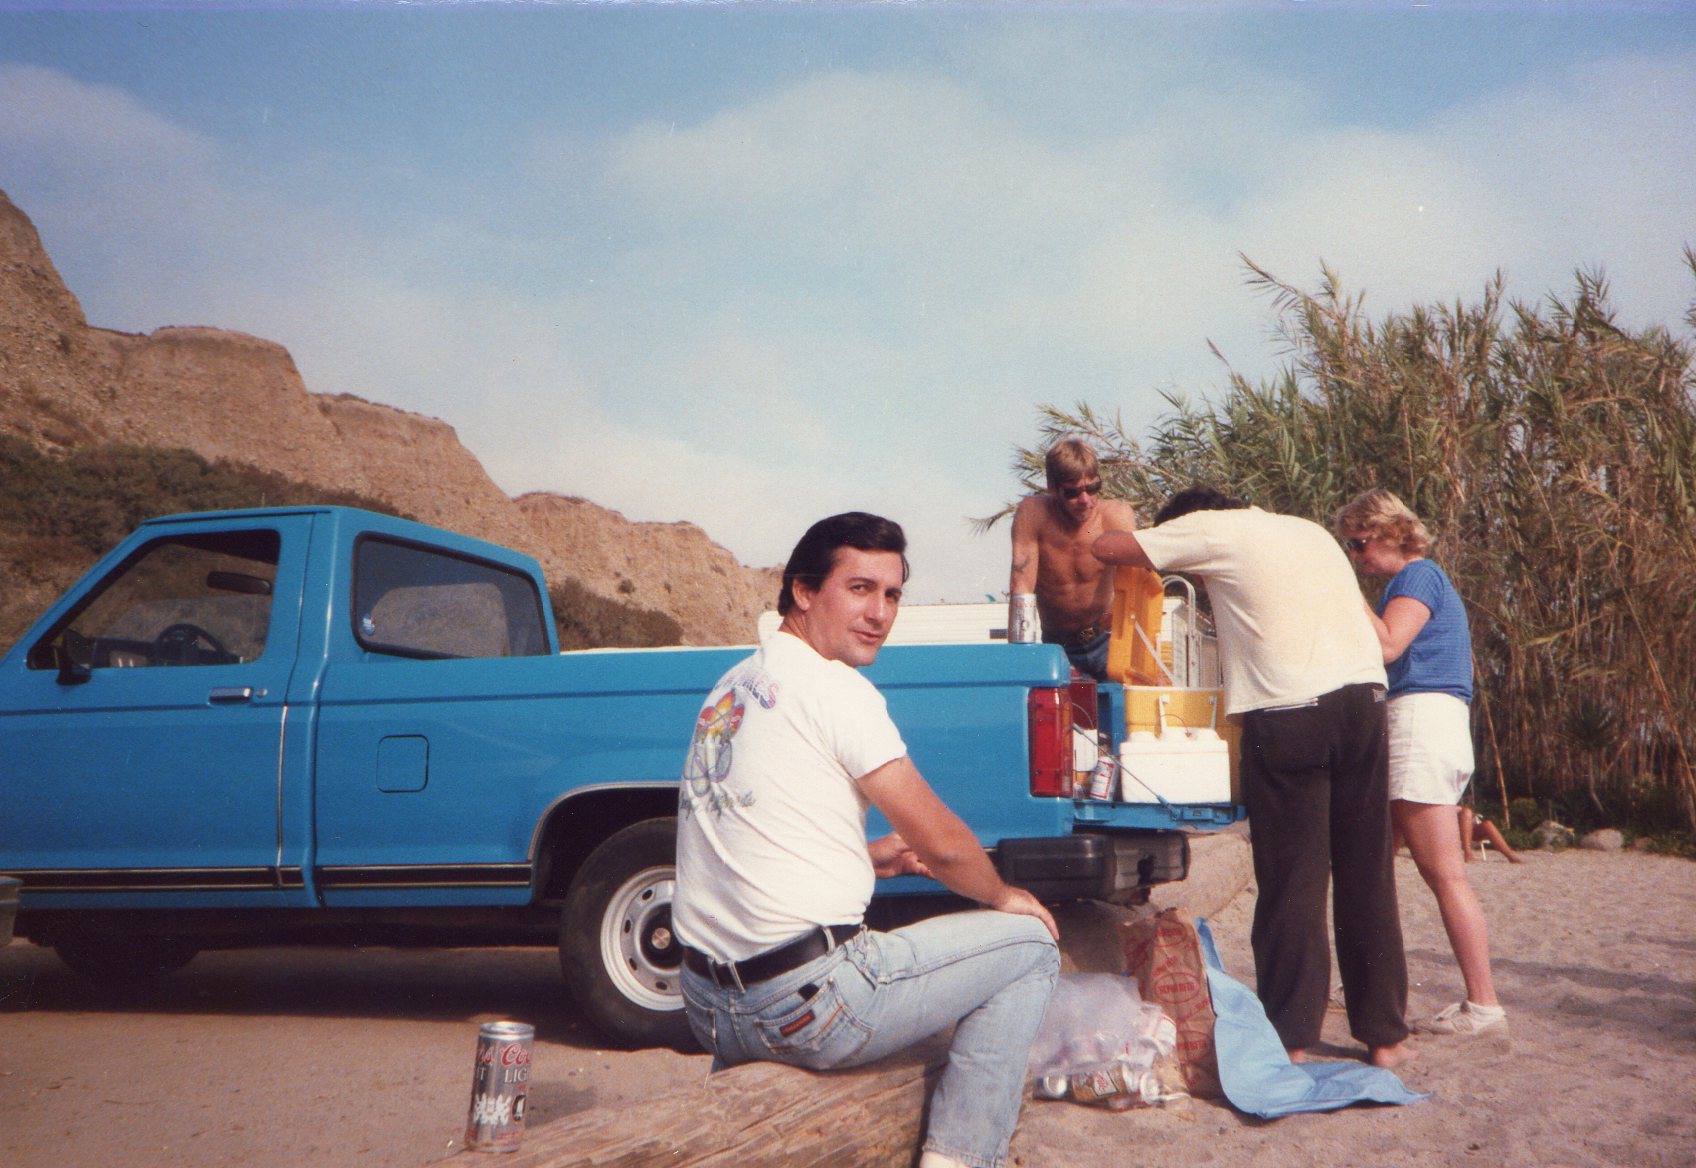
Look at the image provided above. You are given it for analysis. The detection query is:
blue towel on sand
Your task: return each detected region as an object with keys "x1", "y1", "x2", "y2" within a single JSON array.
[{"x1": 1196, "y1": 918, "x2": 1430, "y2": 1118}]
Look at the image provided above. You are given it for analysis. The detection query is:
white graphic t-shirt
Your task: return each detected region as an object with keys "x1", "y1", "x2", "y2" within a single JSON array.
[{"x1": 673, "y1": 631, "x2": 907, "y2": 964}]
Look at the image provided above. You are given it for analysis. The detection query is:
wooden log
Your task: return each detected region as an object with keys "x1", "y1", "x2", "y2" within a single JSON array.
[
  {"x1": 483, "y1": 1042, "x2": 946, "y2": 1168},
  {"x1": 478, "y1": 838, "x2": 1255, "y2": 1168}
]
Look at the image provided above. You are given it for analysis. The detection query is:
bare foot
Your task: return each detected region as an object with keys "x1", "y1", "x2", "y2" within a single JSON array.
[
  {"x1": 1286, "y1": 1047, "x2": 1308, "y2": 1064},
  {"x1": 1369, "y1": 1040, "x2": 1419, "y2": 1070}
]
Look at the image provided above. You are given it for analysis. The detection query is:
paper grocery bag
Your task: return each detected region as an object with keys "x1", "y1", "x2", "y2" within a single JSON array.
[{"x1": 1121, "y1": 907, "x2": 1223, "y2": 1099}]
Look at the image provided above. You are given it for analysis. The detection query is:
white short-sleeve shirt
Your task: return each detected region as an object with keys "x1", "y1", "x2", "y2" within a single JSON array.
[
  {"x1": 673, "y1": 631, "x2": 907, "y2": 963},
  {"x1": 1133, "y1": 507, "x2": 1386, "y2": 715}
]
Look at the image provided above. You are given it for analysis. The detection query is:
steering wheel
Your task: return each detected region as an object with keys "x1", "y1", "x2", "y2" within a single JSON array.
[{"x1": 152, "y1": 622, "x2": 236, "y2": 666}]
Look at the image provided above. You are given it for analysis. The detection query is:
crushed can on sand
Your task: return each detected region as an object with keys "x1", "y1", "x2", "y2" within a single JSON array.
[
  {"x1": 1035, "y1": 1059, "x2": 1178, "y2": 1112},
  {"x1": 465, "y1": 1020, "x2": 534, "y2": 1153}
]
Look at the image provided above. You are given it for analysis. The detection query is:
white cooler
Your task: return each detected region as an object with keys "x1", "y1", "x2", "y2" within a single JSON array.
[{"x1": 1117, "y1": 726, "x2": 1232, "y2": 805}]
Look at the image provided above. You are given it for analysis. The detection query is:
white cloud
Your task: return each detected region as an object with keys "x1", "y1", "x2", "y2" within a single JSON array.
[
  {"x1": 4, "y1": 34, "x2": 1691, "y2": 604},
  {"x1": 1215, "y1": 48, "x2": 1696, "y2": 332},
  {"x1": 534, "y1": 43, "x2": 1696, "y2": 592},
  {"x1": 0, "y1": 64, "x2": 211, "y2": 165},
  {"x1": 1433, "y1": 48, "x2": 1696, "y2": 319}
]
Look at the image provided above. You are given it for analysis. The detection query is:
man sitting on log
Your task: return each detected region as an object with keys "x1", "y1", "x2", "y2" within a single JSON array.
[{"x1": 674, "y1": 512, "x2": 1060, "y2": 1168}]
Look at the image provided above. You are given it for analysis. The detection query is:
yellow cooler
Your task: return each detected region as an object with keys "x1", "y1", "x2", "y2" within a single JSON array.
[{"x1": 1106, "y1": 567, "x2": 1240, "y2": 805}]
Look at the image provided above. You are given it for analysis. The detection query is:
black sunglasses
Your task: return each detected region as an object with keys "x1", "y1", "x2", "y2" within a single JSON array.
[
  {"x1": 1344, "y1": 537, "x2": 1370, "y2": 554},
  {"x1": 1061, "y1": 482, "x2": 1103, "y2": 501}
]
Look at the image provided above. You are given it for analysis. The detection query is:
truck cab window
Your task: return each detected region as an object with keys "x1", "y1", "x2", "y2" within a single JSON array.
[
  {"x1": 353, "y1": 537, "x2": 548, "y2": 659},
  {"x1": 27, "y1": 530, "x2": 281, "y2": 672}
]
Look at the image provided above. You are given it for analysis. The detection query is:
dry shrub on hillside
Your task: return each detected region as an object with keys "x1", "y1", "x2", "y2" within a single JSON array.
[{"x1": 550, "y1": 577, "x2": 684, "y2": 650}]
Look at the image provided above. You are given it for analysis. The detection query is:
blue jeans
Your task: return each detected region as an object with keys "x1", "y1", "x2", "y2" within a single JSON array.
[
  {"x1": 1044, "y1": 628, "x2": 1110, "y2": 681},
  {"x1": 682, "y1": 910, "x2": 1059, "y2": 1168}
]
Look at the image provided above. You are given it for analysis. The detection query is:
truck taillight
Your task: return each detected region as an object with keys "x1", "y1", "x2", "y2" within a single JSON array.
[
  {"x1": 1028, "y1": 680, "x2": 1100, "y2": 798},
  {"x1": 1028, "y1": 687, "x2": 1073, "y2": 797}
]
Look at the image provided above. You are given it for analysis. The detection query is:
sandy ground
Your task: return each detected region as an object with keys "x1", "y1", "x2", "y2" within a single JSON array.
[
  {"x1": 2, "y1": 846, "x2": 1692, "y2": 1168},
  {"x1": 1017, "y1": 846, "x2": 1696, "y2": 1168}
]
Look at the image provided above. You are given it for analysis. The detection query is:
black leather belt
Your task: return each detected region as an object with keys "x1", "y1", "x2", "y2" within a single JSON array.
[
  {"x1": 1047, "y1": 616, "x2": 1111, "y2": 646},
  {"x1": 1070, "y1": 619, "x2": 1110, "y2": 644},
  {"x1": 683, "y1": 923, "x2": 863, "y2": 991}
]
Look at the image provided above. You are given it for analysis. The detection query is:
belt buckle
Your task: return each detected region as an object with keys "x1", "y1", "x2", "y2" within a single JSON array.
[
  {"x1": 704, "y1": 952, "x2": 745, "y2": 994},
  {"x1": 1073, "y1": 617, "x2": 1109, "y2": 645}
]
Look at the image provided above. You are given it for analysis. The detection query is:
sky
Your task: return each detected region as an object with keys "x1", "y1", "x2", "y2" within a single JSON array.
[{"x1": 1, "y1": 2, "x2": 1692, "y2": 603}]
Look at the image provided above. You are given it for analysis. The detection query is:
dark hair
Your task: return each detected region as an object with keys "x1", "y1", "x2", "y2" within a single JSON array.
[
  {"x1": 778, "y1": 512, "x2": 909, "y2": 615},
  {"x1": 1154, "y1": 486, "x2": 1248, "y2": 526}
]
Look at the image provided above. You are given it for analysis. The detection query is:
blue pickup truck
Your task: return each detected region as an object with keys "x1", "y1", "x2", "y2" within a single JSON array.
[{"x1": 0, "y1": 506, "x2": 1239, "y2": 1046}]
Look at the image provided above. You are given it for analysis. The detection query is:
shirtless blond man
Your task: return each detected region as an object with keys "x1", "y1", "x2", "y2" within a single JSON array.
[{"x1": 1008, "y1": 439, "x2": 1137, "y2": 680}]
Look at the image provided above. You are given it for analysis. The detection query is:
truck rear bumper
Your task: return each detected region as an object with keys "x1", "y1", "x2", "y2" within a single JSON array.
[{"x1": 993, "y1": 830, "x2": 1190, "y2": 904}]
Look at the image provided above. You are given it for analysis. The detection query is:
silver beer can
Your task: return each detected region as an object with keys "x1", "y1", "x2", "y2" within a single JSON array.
[
  {"x1": 1009, "y1": 594, "x2": 1038, "y2": 644},
  {"x1": 1088, "y1": 754, "x2": 1116, "y2": 801},
  {"x1": 465, "y1": 1020, "x2": 534, "y2": 1153}
]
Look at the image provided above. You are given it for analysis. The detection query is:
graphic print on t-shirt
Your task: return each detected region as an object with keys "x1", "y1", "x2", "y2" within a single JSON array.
[
  {"x1": 687, "y1": 689, "x2": 742, "y2": 784},
  {"x1": 681, "y1": 689, "x2": 751, "y2": 819},
  {"x1": 680, "y1": 662, "x2": 780, "y2": 819}
]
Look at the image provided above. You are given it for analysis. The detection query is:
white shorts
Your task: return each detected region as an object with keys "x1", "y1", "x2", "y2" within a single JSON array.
[{"x1": 1386, "y1": 691, "x2": 1475, "y2": 805}]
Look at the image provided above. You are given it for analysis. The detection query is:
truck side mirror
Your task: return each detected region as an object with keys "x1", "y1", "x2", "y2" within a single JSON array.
[{"x1": 56, "y1": 629, "x2": 93, "y2": 686}]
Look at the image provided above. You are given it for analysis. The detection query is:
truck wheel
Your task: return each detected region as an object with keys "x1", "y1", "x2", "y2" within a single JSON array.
[
  {"x1": 560, "y1": 818, "x2": 694, "y2": 1050},
  {"x1": 54, "y1": 932, "x2": 199, "y2": 983}
]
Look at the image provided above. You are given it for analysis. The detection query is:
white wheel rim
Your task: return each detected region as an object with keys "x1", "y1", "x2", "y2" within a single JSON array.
[{"x1": 599, "y1": 865, "x2": 683, "y2": 1012}]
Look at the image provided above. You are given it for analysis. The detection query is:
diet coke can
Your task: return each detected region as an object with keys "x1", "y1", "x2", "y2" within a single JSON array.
[
  {"x1": 1009, "y1": 594, "x2": 1038, "y2": 644},
  {"x1": 465, "y1": 1020, "x2": 534, "y2": 1153}
]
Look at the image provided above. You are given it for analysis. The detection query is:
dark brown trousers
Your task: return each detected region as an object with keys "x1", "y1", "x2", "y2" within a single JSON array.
[{"x1": 1240, "y1": 682, "x2": 1410, "y2": 1052}]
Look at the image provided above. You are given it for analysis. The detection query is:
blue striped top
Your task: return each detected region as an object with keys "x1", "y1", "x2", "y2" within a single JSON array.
[{"x1": 1381, "y1": 558, "x2": 1473, "y2": 702}]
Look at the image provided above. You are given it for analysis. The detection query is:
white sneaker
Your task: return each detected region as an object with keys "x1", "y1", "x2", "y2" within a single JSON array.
[{"x1": 1417, "y1": 1000, "x2": 1509, "y2": 1039}]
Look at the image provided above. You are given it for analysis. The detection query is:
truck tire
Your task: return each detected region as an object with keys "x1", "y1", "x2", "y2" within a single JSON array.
[
  {"x1": 54, "y1": 931, "x2": 199, "y2": 983},
  {"x1": 560, "y1": 817, "x2": 694, "y2": 1050}
]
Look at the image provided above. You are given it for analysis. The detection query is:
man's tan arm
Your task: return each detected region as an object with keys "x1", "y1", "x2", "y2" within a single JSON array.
[
  {"x1": 859, "y1": 756, "x2": 1058, "y2": 938},
  {"x1": 1008, "y1": 497, "x2": 1040, "y2": 595},
  {"x1": 1093, "y1": 529, "x2": 1155, "y2": 571}
]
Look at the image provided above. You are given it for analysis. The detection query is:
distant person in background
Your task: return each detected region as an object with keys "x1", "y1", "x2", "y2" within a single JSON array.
[
  {"x1": 1094, "y1": 486, "x2": 1414, "y2": 1069},
  {"x1": 1008, "y1": 438, "x2": 1137, "y2": 679},
  {"x1": 1460, "y1": 807, "x2": 1525, "y2": 864},
  {"x1": 1335, "y1": 488, "x2": 1508, "y2": 1040}
]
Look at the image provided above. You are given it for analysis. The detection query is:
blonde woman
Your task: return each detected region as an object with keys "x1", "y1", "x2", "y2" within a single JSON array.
[{"x1": 1334, "y1": 489, "x2": 1507, "y2": 1040}]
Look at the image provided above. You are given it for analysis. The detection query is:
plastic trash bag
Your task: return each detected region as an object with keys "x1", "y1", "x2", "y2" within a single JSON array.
[
  {"x1": 1027, "y1": 973, "x2": 1187, "y2": 1110},
  {"x1": 1028, "y1": 972, "x2": 1175, "y2": 1077}
]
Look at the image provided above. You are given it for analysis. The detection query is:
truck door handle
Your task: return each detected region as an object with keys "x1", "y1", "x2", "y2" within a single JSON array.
[{"x1": 208, "y1": 686, "x2": 260, "y2": 704}]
